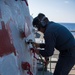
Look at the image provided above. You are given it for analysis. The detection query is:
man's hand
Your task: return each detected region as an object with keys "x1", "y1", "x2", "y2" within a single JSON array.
[{"x1": 33, "y1": 42, "x2": 40, "y2": 48}]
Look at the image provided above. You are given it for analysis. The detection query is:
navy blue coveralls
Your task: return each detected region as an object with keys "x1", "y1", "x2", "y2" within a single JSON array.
[{"x1": 39, "y1": 22, "x2": 75, "y2": 75}]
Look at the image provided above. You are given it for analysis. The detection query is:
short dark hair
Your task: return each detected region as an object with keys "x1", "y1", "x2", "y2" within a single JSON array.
[
  {"x1": 38, "y1": 13, "x2": 45, "y2": 19},
  {"x1": 32, "y1": 13, "x2": 47, "y2": 30},
  {"x1": 33, "y1": 13, "x2": 45, "y2": 26},
  {"x1": 32, "y1": 17, "x2": 39, "y2": 26},
  {"x1": 32, "y1": 17, "x2": 42, "y2": 30}
]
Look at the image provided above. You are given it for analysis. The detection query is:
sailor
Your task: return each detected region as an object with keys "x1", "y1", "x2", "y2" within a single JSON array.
[{"x1": 32, "y1": 13, "x2": 75, "y2": 75}]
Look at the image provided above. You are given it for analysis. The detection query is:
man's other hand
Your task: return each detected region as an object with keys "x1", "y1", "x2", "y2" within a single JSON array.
[{"x1": 33, "y1": 42, "x2": 40, "y2": 48}]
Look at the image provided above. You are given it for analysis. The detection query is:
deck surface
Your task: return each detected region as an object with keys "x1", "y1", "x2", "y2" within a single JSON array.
[{"x1": 36, "y1": 50, "x2": 75, "y2": 75}]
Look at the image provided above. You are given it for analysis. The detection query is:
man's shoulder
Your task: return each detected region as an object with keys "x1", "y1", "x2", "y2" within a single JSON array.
[{"x1": 47, "y1": 22, "x2": 61, "y2": 31}]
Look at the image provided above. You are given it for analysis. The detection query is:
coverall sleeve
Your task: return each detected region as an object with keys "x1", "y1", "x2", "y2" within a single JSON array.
[
  {"x1": 39, "y1": 32, "x2": 56, "y2": 57},
  {"x1": 40, "y1": 43, "x2": 45, "y2": 48}
]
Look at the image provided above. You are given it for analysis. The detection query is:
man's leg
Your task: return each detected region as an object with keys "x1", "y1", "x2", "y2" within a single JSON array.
[{"x1": 53, "y1": 55, "x2": 75, "y2": 75}]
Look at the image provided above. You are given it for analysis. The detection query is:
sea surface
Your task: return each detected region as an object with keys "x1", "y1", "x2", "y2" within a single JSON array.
[{"x1": 59, "y1": 23, "x2": 75, "y2": 37}]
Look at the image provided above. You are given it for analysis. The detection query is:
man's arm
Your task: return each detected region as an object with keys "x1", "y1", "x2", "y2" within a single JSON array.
[{"x1": 39, "y1": 30, "x2": 56, "y2": 57}]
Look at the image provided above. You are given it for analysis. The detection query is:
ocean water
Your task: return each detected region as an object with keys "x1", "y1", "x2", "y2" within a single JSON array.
[{"x1": 59, "y1": 23, "x2": 75, "y2": 37}]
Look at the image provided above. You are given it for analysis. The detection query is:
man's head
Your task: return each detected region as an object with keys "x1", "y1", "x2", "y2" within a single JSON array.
[{"x1": 33, "y1": 13, "x2": 49, "y2": 32}]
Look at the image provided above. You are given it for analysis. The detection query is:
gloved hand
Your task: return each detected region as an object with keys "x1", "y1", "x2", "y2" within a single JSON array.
[{"x1": 33, "y1": 42, "x2": 40, "y2": 48}]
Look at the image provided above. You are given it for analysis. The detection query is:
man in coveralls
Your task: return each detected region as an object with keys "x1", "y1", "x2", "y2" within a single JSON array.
[{"x1": 32, "y1": 13, "x2": 75, "y2": 75}]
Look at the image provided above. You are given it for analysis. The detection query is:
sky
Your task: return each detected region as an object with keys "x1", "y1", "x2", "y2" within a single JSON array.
[{"x1": 28, "y1": 0, "x2": 75, "y2": 23}]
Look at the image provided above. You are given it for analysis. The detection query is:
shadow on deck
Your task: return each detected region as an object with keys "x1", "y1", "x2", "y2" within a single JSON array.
[{"x1": 37, "y1": 70, "x2": 53, "y2": 75}]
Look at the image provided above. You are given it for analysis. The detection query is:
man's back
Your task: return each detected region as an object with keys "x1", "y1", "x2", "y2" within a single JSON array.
[{"x1": 44, "y1": 22, "x2": 75, "y2": 51}]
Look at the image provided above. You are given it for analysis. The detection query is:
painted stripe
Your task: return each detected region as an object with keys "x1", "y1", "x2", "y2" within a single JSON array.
[{"x1": 0, "y1": 21, "x2": 16, "y2": 57}]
